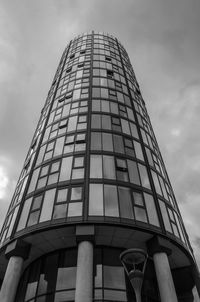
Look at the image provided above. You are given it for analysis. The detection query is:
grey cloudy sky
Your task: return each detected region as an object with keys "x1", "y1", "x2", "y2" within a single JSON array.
[{"x1": 0, "y1": 0, "x2": 200, "y2": 263}]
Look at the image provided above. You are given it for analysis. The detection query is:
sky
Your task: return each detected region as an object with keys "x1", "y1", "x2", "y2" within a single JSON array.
[{"x1": 0, "y1": 0, "x2": 200, "y2": 265}]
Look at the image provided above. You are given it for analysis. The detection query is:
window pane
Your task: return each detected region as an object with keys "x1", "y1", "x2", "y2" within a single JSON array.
[
  {"x1": 89, "y1": 184, "x2": 103, "y2": 215},
  {"x1": 104, "y1": 289, "x2": 127, "y2": 301},
  {"x1": 144, "y1": 193, "x2": 160, "y2": 227},
  {"x1": 68, "y1": 202, "x2": 82, "y2": 217},
  {"x1": 91, "y1": 132, "x2": 101, "y2": 150},
  {"x1": 32, "y1": 195, "x2": 43, "y2": 210},
  {"x1": 127, "y1": 160, "x2": 140, "y2": 185},
  {"x1": 59, "y1": 157, "x2": 72, "y2": 181},
  {"x1": 56, "y1": 267, "x2": 76, "y2": 290},
  {"x1": 54, "y1": 290, "x2": 75, "y2": 302},
  {"x1": 90, "y1": 155, "x2": 102, "y2": 178},
  {"x1": 138, "y1": 164, "x2": 151, "y2": 188},
  {"x1": 53, "y1": 204, "x2": 68, "y2": 219},
  {"x1": 159, "y1": 200, "x2": 172, "y2": 232},
  {"x1": 104, "y1": 266, "x2": 126, "y2": 289},
  {"x1": 102, "y1": 115, "x2": 111, "y2": 130},
  {"x1": 39, "y1": 189, "x2": 56, "y2": 222},
  {"x1": 104, "y1": 185, "x2": 119, "y2": 217},
  {"x1": 102, "y1": 133, "x2": 113, "y2": 151},
  {"x1": 17, "y1": 198, "x2": 32, "y2": 231},
  {"x1": 54, "y1": 136, "x2": 64, "y2": 156},
  {"x1": 27, "y1": 210, "x2": 40, "y2": 227},
  {"x1": 68, "y1": 116, "x2": 77, "y2": 132},
  {"x1": 72, "y1": 168, "x2": 84, "y2": 179},
  {"x1": 152, "y1": 171, "x2": 162, "y2": 195},
  {"x1": 118, "y1": 187, "x2": 134, "y2": 219},
  {"x1": 134, "y1": 141, "x2": 144, "y2": 161},
  {"x1": 113, "y1": 135, "x2": 124, "y2": 153},
  {"x1": 71, "y1": 187, "x2": 82, "y2": 200},
  {"x1": 121, "y1": 119, "x2": 130, "y2": 135},
  {"x1": 91, "y1": 114, "x2": 101, "y2": 128},
  {"x1": 103, "y1": 156, "x2": 116, "y2": 180},
  {"x1": 134, "y1": 207, "x2": 147, "y2": 223},
  {"x1": 57, "y1": 189, "x2": 68, "y2": 203},
  {"x1": 28, "y1": 168, "x2": 40, "y2": 193}
]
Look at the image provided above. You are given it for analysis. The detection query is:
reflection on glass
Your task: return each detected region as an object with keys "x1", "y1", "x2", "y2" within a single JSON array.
[
  {"x1": 53, "y1": 204, "x2": 67, "y2": 219},
  {"x1": 39, "y1": 189, "x2": 56, "y2": 222},
  {"x1": 68, "y1": 202, "x2": 82, "y2": 217},
  {"x1": 103, "y1": 156, "x2": 116, "y2": 180},
  {"x1": 17, "y1": 198, "x2": 32, "y2": 231},
  {"x1": 104, "y1": 185, "x2": 119, "y2": 217},
  {"x1": 56, "y1": 267, "x2": 76, "y2": 290},
  {"x1": 144, "y1": 193, "x2": 160, "y2": 227},
  {"x1": 71, "y1": 187, "x2": 82, "y2": 200},
  {"x1": 54, "y1": 290, "x2": 75, "y2": 302},
  {"x1": 134, "y1": 207, "x2": 147, "y2": 223},
  {"x1": 89, "y1": 184, "x2": 103, "y2": 215},
  {"x1": 104, "y1": 266, "x2": 126, "y2": 289},
  {"x1": 118, "y1": 187, "x2": 134, "y2": 219},
  {"x1": 138, "y1": 164, "x2": 151, "y2": 188},
  {"x1": 90, "y1": 155, "x2": 102, "y2": 178},
  {"x1": 104, "y1": 289, "x2": 127, "y2": 301}
]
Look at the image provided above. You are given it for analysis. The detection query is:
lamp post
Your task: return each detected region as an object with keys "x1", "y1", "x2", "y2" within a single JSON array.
[{"x1": 120, "y1": 249, "x2": 148, "y2": 302}]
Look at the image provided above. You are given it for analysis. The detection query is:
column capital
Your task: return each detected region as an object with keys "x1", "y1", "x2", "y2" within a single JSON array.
[
  {"x1": 5, "y1": 239, "x2": 31, "y2": 260},
  {"x1": 147, "y1": 236, "x2": 172, "y2": 257},
  {"x1": 76, "y1": 225, "x2": 95, "y2": 243}
]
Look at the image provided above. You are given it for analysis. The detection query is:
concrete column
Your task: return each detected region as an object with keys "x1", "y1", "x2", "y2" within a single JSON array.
[
  {"x1": 153, "y1": 252, "x2": 178, "y2": 302},
  {"x1": 75, "y1": 241, "x2": 93, "y2": 302},
  {"x1": 0, "y1": 256, "x2": 24, "y2": 302}
]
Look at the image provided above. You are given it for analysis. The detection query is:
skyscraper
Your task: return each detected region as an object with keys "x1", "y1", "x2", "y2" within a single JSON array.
[{"x1": 0, "y1": 31, "x2": 199, "y2": 302}]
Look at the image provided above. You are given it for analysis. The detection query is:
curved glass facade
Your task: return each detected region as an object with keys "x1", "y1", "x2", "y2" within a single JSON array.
[
  {"x1": 16, "y1": 247, "x2": 160, "y2": 302},
  {"x1": 0, "y1": 31, "x2": 198, "y2": 302},
  {"x1": 0, "y1": 32, "x2": 190, "y2": 249}
]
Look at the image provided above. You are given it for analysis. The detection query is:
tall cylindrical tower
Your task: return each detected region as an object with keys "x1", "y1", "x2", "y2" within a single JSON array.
[{"x1": 0, "y1": 31, "x2": 199, "y2": 302}]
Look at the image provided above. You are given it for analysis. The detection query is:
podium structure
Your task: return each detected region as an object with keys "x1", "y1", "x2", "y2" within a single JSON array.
[{"x1": 0, "y1": 31, "x2": 199, "y2": 302}]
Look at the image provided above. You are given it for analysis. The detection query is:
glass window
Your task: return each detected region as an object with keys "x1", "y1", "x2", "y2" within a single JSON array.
[
  {"x1": 152, "y1": 171, "x2": 162, "y2": 195},
  {"x1": 134, "y1": 207, "x2": 147, "y2": 223},
  {"x1": 121, "y1": 119, "x2": 130, "y2": 135},
  {"x1": 134, "y1": 141, "x2": 144, "y2": 161},
  {"x1": 91, "y1": 114, "x2": 101, "y2": 129},
  {"x1": 159, "y1": 200, "x2": 172, "y2": 232},
  {"x1": 59, "y1": 157, "x2": 72, "y2": 181},
  {"x1": 104, "y1": 185, "x2": 119, "y2": 217},
  {"x1": 118, "y1": 187, "x2": 134, "y2": 219},
  {"x1": 113, "y1": 135, "x2": 124, "y2": 154},
  {"x1": 71, "y1": 187, "x2": 82, "y2": 200},
  {"x1": 103, "y1": 156, "x2": 116, "y2": 179},
  {"x1": 144, "y1": 193, "x2": 160, "y2": 227},
  {"x1": 17, "y1": 198, "x2": 32, "y2": 231},
  {"x1": 68, "y1": 202, "x2": 82, "y2": 217},
  {"x1": 28, "y1": 168, "x2": 40, "y2": 193},
  {"x1": 90, "y1": 155, "x2": 102, "y2": 178},
  {"x1": 39, "y1": 189, "x2": 56, "y2": 222},
  {"x1": 53, "y1": 204, "x2": 68, "y2": 219},
  {"x1": 104, "y1": 289, "x2": 127, "y2": 301},
  {"x1": 102, "y1": 115, "x2": 111, "y2": 130},
  {"x1": 102, "y1": 133, "x2": 113, "y2": 151},
  {"x1": 91, "y1": 132, "x2": 101, "y2": 150},
  {"x1": 89, "y1": 184, "x2": 103, "y2": 215},
  {"x1": 138, "y1": 164, "x2": 150, "y2": 189},
  {"x1": 104, "y1": 266, "x2": 126, "y2": 289},
  {"x1": 56, "y1": 267, "x2": 76, "y2": 290},
  {"x1": 127, "y1": 160, "x2": 140, "y2": 185},
  {"x1": 54, "y1": 290, "x2": 75, "y2": 302},
  {"x1": 54, "y1": 136, "x2": 65, "y2": 157}
]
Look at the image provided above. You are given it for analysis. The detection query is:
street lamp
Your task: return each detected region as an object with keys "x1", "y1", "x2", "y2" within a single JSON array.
[{"x1": 120, "y1": 248, "x2": 148, "y2": 302}]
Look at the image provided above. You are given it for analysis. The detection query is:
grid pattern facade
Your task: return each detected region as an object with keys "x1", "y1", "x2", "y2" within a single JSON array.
[{"x1": 0, "y1": 31, "x2": 191, "y2": 254}]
